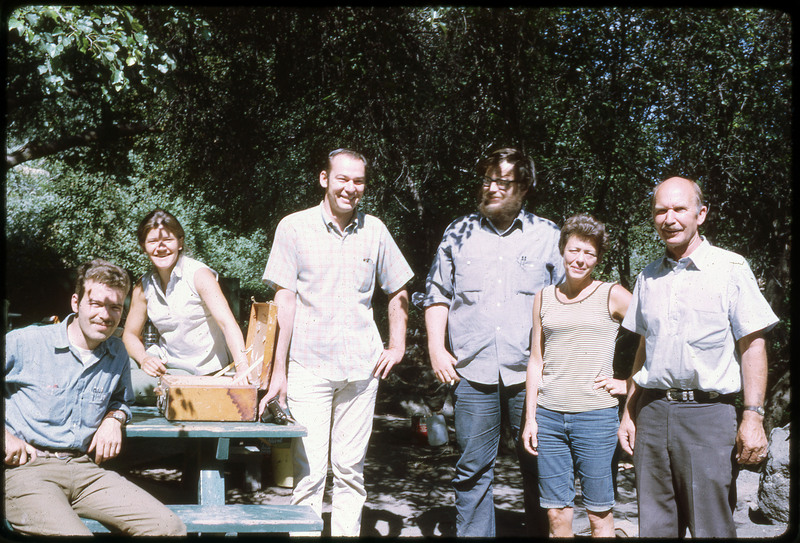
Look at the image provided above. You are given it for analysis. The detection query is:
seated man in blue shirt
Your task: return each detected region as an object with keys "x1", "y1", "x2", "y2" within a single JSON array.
[{"x1": 4, "y1": 259, "x2": 186, "y2": 536}]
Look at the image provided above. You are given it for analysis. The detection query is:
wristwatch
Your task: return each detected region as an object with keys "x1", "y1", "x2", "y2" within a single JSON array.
[
  {"x1": 106, "y1": 410, "x2": 128, "y2": 425},
  {"x1": 743, "y1": 405, "x2": 766, "y2": 417}
]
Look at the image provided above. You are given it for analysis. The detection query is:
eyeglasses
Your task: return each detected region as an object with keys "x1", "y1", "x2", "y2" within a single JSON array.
[{"x1": 481, "y1": 177, "x2": 516, "y2": 190}]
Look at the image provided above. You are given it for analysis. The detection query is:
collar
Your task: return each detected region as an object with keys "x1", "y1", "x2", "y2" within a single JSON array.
[
  {"x1": 319, "y1": 201, "x2": 362, "y2": 235},
  {"x1": 662, "y1": 237, "x2": 711, "y2": 271},
  {"x1": 56, "y1": 314, "x2": 110, "y2": 357},
  {"x1": 171, "y1": 253, "x2": 186, "y2": 282},
  {"x1": 480, "y1": 207, "x2": 526, "y2": 236}
]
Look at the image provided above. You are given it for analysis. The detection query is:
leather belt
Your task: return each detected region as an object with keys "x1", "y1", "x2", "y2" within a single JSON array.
[
  {"x1": 647, "y1": 388, "x2": 736, "y2": 404},
  {"x1": 34, "y1": 447, "x2": 83, "y2": 459}
]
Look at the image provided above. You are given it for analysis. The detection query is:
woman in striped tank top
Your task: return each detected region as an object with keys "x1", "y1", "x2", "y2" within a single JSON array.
[{"x1": 521, "y1": 214, "x2": 632, "y2": 537}]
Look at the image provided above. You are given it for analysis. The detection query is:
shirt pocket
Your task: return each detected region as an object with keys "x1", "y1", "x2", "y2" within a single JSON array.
[
  {"x1": 354, "y1": 256, "x2": 376, "y2": 293},
  {"x1": 453, "y1": 257, "x2": 488, "y2": 305},
  {"x1": 686, "y1": 308, "x2": 730, "y2": 351},
  {"x1": 516, "y1": 258, "x2": 547, "y2": 295},
  {"x1": 685, "y1": 287, "x2": 729, "y2": 350},
  {"x1": 83, "y1": 386, "x2": 111, "y2": 428},
  {"x1": 32, "y1": 384, "x2": 68, "y2": 426}
]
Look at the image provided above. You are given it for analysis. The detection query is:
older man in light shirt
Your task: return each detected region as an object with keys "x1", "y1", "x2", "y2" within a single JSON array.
[{"x1": 618, "y1": 177, "x2": 778, "y2": 538}]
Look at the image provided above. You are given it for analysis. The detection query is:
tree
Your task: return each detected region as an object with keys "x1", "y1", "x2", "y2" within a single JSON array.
[
  {"x1": 5, "y1": 6, "x2": 204, "y2": 170},
  {"x1": 6, "y1": 9, "x2": 791, "y2": 416}
]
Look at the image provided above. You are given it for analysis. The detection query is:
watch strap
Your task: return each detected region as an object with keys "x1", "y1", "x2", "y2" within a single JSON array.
[{"x1": 105, "y1": 410, "x2": 128, "y2": 425}]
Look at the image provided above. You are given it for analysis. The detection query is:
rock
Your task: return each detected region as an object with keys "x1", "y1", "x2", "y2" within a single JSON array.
[
  {"x1": 765, "y1": 372, "x2": 790, "y2": 435},
  {"x1": 757, "y1": 423, "x2": 790, "y2": 524}
]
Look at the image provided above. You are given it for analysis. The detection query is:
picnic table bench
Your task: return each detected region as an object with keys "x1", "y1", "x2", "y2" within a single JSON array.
[{"x1": 82, "y1": 406, "x2": 322, "y2": 535}]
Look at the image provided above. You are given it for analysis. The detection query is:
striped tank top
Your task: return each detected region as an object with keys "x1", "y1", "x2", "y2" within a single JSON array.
[{"x1": 537, "y1": 281, "x2": 620, "y2": 413}]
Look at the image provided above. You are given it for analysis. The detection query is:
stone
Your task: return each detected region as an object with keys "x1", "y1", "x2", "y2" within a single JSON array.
[{"x1": 757, "y1": 423, "x2": 790, "y2": 524}]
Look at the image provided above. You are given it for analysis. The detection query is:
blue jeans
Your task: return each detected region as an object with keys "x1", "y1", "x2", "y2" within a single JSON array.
[
  {"x1": 535, "y1": 406, "x2": 619, "y2": 512},
  {"x1": 453, "y1": 379, "x2": 547, "y2": 537}
]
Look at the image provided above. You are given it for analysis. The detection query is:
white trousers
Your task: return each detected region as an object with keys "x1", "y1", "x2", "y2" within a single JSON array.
[{"x1": 287, "y1": 361, "x2": 379, "y2": 537}]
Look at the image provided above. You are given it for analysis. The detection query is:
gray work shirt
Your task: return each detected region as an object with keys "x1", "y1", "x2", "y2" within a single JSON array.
[
  {"x1": 423, "y1": 209, "x2": 564, "y2": 385},
  {"x1": 622, "y1": 239, "x2": 779, "y2": 394},
  {"x1": 4, "y1": 316, "x2": 133, "y2": 452}
]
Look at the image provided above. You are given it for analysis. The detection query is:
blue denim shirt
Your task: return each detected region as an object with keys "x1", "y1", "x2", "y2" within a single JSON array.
[
  {"x1": 423, "y1": 209, "x2": 564, "y2": 385},
  {"x1": 4, "y1": 316, "x2": 133, "y2": 452}
]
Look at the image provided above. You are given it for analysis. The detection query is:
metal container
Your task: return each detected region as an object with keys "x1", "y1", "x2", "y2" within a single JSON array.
[{"x1": 425, "y1": 413, "x2": 449, "y2": 446}]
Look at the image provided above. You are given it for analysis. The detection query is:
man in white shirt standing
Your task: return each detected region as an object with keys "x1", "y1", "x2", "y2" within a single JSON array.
[
  {"x1": 261, "y1": 149, "x2": 413, "y2": 536},
  {"x1": 619, "y1": 176, "x2": 778, "y2": 537}
]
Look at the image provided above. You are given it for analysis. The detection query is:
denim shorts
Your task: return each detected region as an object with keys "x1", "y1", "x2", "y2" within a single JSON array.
[{"x1": 536, "y1": 406, "x2": 619, "y2": 512}]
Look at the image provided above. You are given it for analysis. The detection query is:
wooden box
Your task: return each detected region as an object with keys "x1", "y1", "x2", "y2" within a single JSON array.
[
  {"x1": 157, "y1": 375, "x2": 258, "y2": 421},
  {"x1": 155, "y1": 300, "x2": 279, "y2": 422}
]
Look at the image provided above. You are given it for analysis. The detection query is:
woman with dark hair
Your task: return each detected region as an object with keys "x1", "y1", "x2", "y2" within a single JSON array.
[
  {"x1": 122, "y1": 209, "x2": 249, "y2": 403},
  {"x1": 521, "y1": 214, "x2": 631, "y2": 537}
]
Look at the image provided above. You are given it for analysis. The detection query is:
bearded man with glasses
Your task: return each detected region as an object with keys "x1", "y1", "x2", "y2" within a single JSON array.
[{"x1": 422, "y1": 147, "x2": 564, "y2": 537}]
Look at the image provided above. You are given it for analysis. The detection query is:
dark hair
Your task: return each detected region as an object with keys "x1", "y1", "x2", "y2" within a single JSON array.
[
  {"x1": 559, "y1": 214, "x2": 609, "y2": 260},
  {"x1": 74, "y1": 259, "x2": 131, "y2": 301},
  {"x1": 136, "y1": 209, "x2": 185, "y2": 247},
  {"x1": 325, "y1": 148, "x2": 368, "y2": 176},
  {"x1": 476, "y1": 147, "x2": 536, "y2": 190}
]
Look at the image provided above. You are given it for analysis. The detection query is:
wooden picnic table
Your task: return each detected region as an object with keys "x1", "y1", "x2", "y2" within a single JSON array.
[{"x1": 83, "y1": 406, "x2": 322, "y2": 535}]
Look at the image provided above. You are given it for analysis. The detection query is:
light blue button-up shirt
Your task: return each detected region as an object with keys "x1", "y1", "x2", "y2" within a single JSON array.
[
  {"x1": 423, "y1": 209, "x2": 564, "y2": 386},
  {"x1": 4, "y1": 316, "x2": 133, "y2": 452},
  {"x1": 622, "y1": 239, "x2": 778, "y2": 394}
]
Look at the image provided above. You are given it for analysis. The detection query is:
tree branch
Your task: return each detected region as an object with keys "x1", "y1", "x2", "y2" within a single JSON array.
[{"x1": 6, "y1": 123, "x2": 163, "y2": 170}]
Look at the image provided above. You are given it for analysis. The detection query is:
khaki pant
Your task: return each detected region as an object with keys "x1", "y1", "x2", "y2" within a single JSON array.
[
  {"x1": 287, "y1": 361, "x2": 379, "y2": 537},
  {"x1": 4, "y1": 454, "x2": 186, "y2": 536}
]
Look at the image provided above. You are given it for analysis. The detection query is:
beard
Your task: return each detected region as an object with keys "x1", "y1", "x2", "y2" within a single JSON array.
[{"x1": 478, "y1": 191, "x2": 524, "y2": 228}]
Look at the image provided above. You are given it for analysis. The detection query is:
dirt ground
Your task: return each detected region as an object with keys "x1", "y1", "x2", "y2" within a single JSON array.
[{"x1": 126, "y1": 413, "x2": 790, "y2": 538}]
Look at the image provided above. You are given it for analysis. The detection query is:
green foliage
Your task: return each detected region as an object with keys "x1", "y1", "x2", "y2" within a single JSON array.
[
  {"x1": 8, "y1": 6, "x2": 176, "y2": 98},
  {"x1": 6, "y1": 8, "x2": 792, "y2": 382}
]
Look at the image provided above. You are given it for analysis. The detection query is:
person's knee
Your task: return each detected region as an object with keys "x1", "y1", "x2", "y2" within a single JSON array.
[{"x1": 143, "y1": 511, "x2": 186, "y2": 536}]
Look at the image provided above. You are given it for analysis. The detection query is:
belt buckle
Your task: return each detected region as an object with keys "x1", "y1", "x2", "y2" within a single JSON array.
[
  {"x1": 666, "y1": 388, "x2": 677, "y2": 401},
  {"x1": 666, "y1": 389, "x2": 693, "y2": 402},
  {"x1": 55, "y1": 451, "x2": 73, "y2": 460}
]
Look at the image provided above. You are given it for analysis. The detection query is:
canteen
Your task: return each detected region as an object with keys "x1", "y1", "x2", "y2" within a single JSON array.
[{"x1": 425, "y1": 413, "x2": 449, "y2": 447}]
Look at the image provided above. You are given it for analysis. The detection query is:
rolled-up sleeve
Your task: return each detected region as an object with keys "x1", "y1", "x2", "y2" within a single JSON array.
[
  {"x1": 108, "y1": 348, "x2": 133, "y2": 421},
  {"x1": 423, "y1": 236, "x2": 454, "y2": 307},
  {"x1": 263, "y1": 218, "x2": 298, "y2": 292}
]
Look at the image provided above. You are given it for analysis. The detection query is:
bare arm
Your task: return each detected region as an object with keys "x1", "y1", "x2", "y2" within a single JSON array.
[
  {"x1": 122, "y1": 283, "x2": 167, "y2": 377},
  {"x1": 594, "y1": 284, "x2": 633, "y2": 395},
  {"x1": 373, "y1": 288, "x2": 409, "y2": 379},
  {"x1": 259, "y1": 287, "x2": 296, "y2": 411},
  {"x1": 522, "y1": 291, "x2": 544, "y2": 456},
  {"x1": 736, "y1": 331, "x2": 769, "y2": 465},
  {"x1": 608, "y1": 283, "x2": 632, "y2": 322},
  {"x1": 194, "y1": 268, "x2": 249, "y2": 379},
  {"x1": 618, "y1": 335, "x2": 646, "y2": 455},
  {"x1": 425, "y1": 303, "x2": 459, "y2": 384}
]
